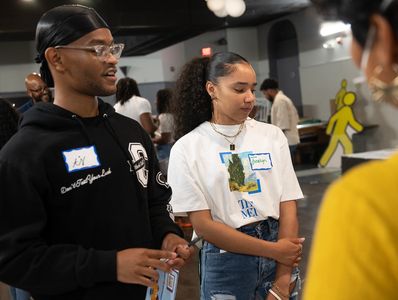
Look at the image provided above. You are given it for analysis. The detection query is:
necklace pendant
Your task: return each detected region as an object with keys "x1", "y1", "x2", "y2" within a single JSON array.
[{"x1": 230, "y1": 144, "x2": 235, "y2": 151}]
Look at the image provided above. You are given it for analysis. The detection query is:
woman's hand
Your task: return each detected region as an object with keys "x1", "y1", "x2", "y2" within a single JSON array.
[
  {"x1": 161, "y1": 233, "x2": 194, "y2": 269},
  {"x1": 266, "y1": 292, "x2": 279, "y2": 300},
  {"x1": 272, "y1": 237, "x2": 304, "y2": 267}
]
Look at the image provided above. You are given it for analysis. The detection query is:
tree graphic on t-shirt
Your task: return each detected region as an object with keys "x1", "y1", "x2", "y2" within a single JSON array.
[
  {"x1": 221, "y1": 152, "x2": 260, "y2": 193},
  {"x1": 228, "y1": 154, "x2": 245, "y2": 189}
]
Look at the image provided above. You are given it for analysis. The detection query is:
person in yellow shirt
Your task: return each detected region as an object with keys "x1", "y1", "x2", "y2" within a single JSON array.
[{"x1": 305, "y1": 0, "x2": 398, "y2": 299}]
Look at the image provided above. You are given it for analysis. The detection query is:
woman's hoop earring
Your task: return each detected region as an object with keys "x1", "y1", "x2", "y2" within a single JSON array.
[{"x1": 368, "y1": 64, "x2": 398, "y2": 107}]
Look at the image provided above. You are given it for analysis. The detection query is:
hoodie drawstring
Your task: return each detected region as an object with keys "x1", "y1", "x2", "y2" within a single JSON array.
[
  {"x1": 72, "y1": 115, "x2": 95, "y2": 145},
  {"x1": 71, "y1": 113, "x2": 147, "y2": 207},
  {"x1": 102, "y1": 113, "x2": 136, "y2": 168}
]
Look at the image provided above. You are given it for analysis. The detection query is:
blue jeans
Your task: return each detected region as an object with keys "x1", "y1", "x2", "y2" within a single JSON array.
[
  {"x1": 9, "y1": 287, "x2": 30, "y2": 300},
  {"x1": 200, "y1": 218, "x2": 300, "y2": 300},
  {"x1": 289, "y1": 145, "x2": 297, "y2": 162},
  {"x1": 156, "y1": 143, "x2": 172, "y2": 161}
]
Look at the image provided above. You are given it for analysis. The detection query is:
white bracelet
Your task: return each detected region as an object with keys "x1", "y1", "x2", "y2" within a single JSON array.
[{"x1": 269, "y1": 288, "x2": 283, "y2": 300}]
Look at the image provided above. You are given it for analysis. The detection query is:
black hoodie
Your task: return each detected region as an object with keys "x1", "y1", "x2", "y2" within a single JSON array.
[{"x1": 0, "y1": 99, "x2": 182, "y2": 300}]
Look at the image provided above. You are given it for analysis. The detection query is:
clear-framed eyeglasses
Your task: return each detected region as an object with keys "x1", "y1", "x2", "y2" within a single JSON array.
[
  {"x1": 54, "y1": 43, "x2": 125, "y2": 61},
  {"x1": 29, "y1": 86, "x2": 48, "y2": 94}
]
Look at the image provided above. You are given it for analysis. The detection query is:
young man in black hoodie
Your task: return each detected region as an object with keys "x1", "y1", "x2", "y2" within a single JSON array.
[{"x1": 0, "y1": 5, "x2": 192, "y2": 300}]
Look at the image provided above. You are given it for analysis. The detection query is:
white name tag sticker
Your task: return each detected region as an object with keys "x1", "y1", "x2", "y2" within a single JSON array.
[
  {"x1": 62, "y1": 145, "x2": 101, "y2": 173},
  {"x1": 248, "y1": 153, "x2": 273, "y2": 170}
]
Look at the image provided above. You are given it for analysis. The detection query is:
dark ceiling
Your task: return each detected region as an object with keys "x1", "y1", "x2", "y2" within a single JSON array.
[{"x1": 0, "y1": 0, "x2": 310, "y2": 56}]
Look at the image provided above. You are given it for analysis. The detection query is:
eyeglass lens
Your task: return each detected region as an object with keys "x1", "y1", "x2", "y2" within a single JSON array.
[{"x1": 97, "y1": 44, "x2": 123, "y2": 59}]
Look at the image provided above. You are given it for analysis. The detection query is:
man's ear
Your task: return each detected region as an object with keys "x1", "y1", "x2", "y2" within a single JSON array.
[
  {"x1": 371, "y1": 14, "x2": 396, "y2": 67},
  {"x1": 44, "y1": 47, "x2": 65, "y2": 72}
]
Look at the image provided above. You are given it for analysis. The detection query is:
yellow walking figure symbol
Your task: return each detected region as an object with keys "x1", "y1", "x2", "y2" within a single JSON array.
[
  {"x1": 319, "y1": 91, "x2": 364, "y2": 167},
  {"x1": 335, "y1": 79, "x2": 347, "y2": 111}
]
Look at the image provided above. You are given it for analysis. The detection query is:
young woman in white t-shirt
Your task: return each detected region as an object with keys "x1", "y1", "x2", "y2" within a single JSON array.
[
  {"x1": 114, "y1": 77, "x2": 157, "y2": 135},
  {"x1": 152, "y1": 88, "x2": 174, "y2": 174},
  {"x1": 168, "y1": 52, "x2": 304, "y2": 300}
]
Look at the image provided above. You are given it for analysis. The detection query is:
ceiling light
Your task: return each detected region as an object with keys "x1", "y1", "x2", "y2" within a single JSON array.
[
  {"x1": 225, "y1": 0, "x2": 246, "y2": 17},
  {"x1": 214, "y1": 7, "x2": 228, "y2": 17},
  {"x1": 320, "y1": 21, "x2": 350, "y2": 37},
  {"x1": 206, "y1": 0, "x2": 246, "y2": 18},
  {"x1": 207, "y1": 0, "x2": 225, "y2": 12}
]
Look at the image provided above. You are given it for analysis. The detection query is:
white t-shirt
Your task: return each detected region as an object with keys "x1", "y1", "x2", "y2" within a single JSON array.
[
  {"x1": 158, "y1": 113, "x2": 174, "y2": 139},
  {"x1": 154, "y1": 113, "x2": 175, "y2": 144},
  {"x1": 271, "y1": 91, "x2": 300, "y2": 146},
  {"x1": 114, "y1": 95, "x2": 152, "y2": 125},
  {"x1": 168, "y1": 119, "x2": 303, "y2": 229}
]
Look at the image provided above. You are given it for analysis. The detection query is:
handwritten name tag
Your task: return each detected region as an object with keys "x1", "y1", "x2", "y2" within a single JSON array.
[
  {"x1": 62, "y1": 145, "x2": 101, "y2": 173},
  {"x1": 248, "y1": 153, "x2": 273, "y2": 170}
]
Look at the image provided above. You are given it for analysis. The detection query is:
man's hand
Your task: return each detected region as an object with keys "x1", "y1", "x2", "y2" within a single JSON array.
[
  {"x1": 116, "y1": 248, "x2": 177, "y2": 287},
  {"x1": 161, "y1": 233, "x2": 194, "y2": 269}
]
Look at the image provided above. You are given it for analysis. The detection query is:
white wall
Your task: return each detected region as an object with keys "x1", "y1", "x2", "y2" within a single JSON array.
[
  {"x1": 0, "y1": 41, "x2": 38, "y2": 92},
  {"x1": 183, "y1": 29, "x2": 228, "y2": 62},
  {"x1": 0, "y1": 63, "x2": 38, "y2": 93},
  {"x1": 226, "y1": 27, "x2": 259, "y2": 62},
  {"x1": 160, "y1": 42, "x2": 186, "y2": 82},
  {"x1": 257, "y1": 6, "x2": 398, "y2": 150},
  {"x1": 117, "y1": 55, "x2": 164, "y2": 82},
  {"x1": 300, "y1": 59, "x2": 358, "y2": 120},
  {"x1": 117, "y1": 29, "x2": 228, "y2": 83},
  {"x1": 226, "y1": 27, "x2": 261, "y2": 95},
  {"x1": 119, "y1": 41, "x2": 187, "y2": 83},
  {"x1": 257, "y1": 7, "x2": 356, "y2": 118}
]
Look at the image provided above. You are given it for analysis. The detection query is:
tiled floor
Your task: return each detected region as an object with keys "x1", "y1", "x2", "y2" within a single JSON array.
[{"x1": 176, "y1": 167, "x2": 341, "y2": 300}]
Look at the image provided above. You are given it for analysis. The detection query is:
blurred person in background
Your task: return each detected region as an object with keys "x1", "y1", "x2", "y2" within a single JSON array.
[
  {"x1": 0, "y1": 98, "x2": 19, "y2": 150},
  {"x1": 152, "y1": 88, "x2": 174, "y2": 175},
  {"x1": 25, "y1": 72, "x2": 52, "y2": 103},
  {"x1": 19, "y1": 72, "x2": 53, "y2": 114},
  {"x1": 261, "y1": 78, "x2": 300, "y2": 159},
  {"x1": 114, "y1": 77, "x2": 157, "y2": 136}
]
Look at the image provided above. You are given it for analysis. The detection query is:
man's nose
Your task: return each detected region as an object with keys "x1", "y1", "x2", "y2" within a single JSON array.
[{"x1": 104, "y1": 52, "x2": 118, "y2": 64}]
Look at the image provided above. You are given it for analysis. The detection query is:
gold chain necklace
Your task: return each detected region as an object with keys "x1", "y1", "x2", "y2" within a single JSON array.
[{"x1": 209, "y1": 121, "x2": 245, "y2": 151}]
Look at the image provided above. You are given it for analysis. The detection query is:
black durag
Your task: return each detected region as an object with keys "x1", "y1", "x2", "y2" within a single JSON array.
[{"x1": 35, "y1": 4, "x2": 109, "y2": 87}]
